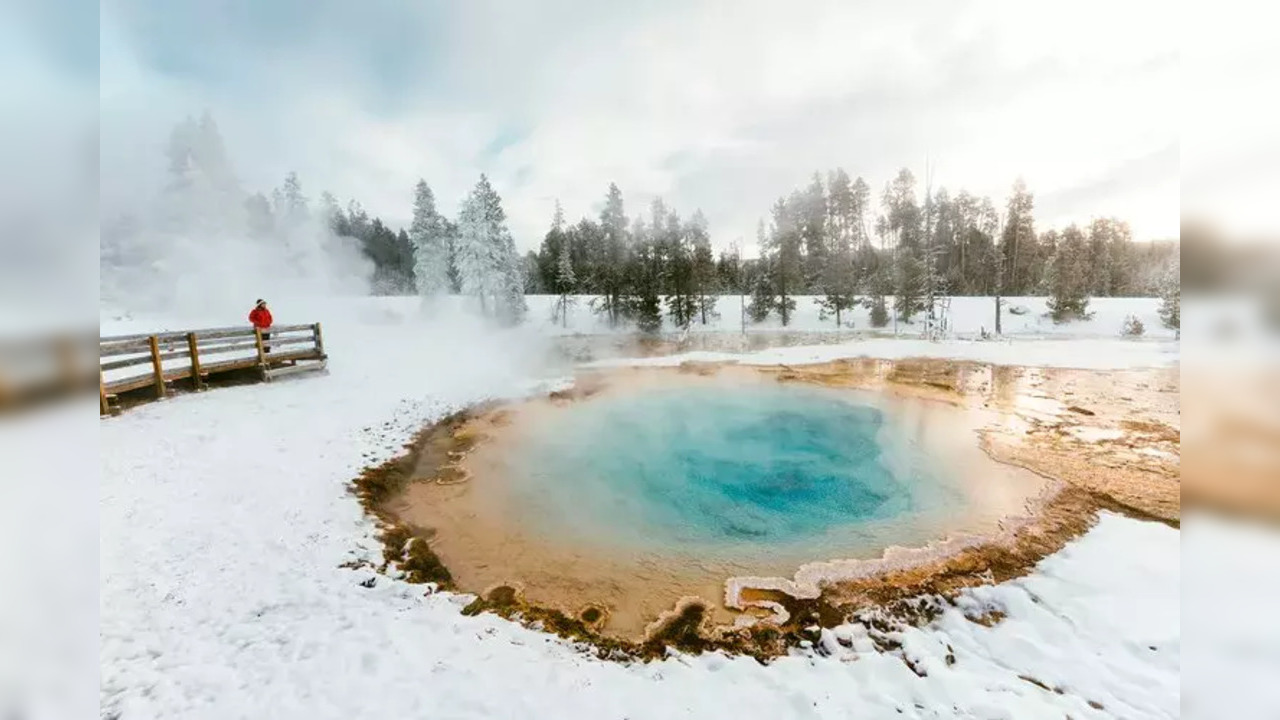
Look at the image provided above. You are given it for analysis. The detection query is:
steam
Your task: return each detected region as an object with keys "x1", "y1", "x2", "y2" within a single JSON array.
[{"x1": 100, "y1": 113, "x2": 374, "y2": 319}]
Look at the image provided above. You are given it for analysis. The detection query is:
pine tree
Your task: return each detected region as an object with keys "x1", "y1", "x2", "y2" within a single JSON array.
[
  {"x1": 747, "y1": 261, "x2": 776, "y2": 322},
  {"x1": 745, "y1": 221, "x2": 775, "y2": 322},
  {"x1": 883, "y1": 169, "x2": 925, "y2": 322},
  {"x1": 1001, "y1": 178, "x2": 1037, "y2": 295},
  {"x1": 662, "y1": 209, "x2": 697, "y2": 330},
  {"x1": 1158, "y1": 253, "x2": 1180, "y2": 332},
  {"x1": 1045, "y1": 224, "x2": 1091, "y2": 322},
  {"x1": 687, "y1": 210, "x2": 719, "y2": 324},
  {"x1": 869, "y1": 295, "x2": 890, "y2": 328},
  {"x1": 456, "y1": 174, "x2": 524, "y2": 323},
  {"x1": 764, "y1": 199, "x2": 802, "y2": 325},
  {"x1": 595, "y1": 183, "x2": 630, "y2": 326},
  {"x1": 921, "y1": 184, "x2": 949, "y2": 338},
  {"x1": 800, "y1": 173, "x2": 828, "y2": 288},
  {"x1": 818, "y1": 215, "x2": 857, "y2": 328},
  {"x1": 409, "y1": 179, "x2": 450, "y2": 297},
  {"x1": 552, "y1": 214, "x2": 577, "y2": 328},
  {"x1": 627, "y1": 233, "x2": 663, "y2": 334}
]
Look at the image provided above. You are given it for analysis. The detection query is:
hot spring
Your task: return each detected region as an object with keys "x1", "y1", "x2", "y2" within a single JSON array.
[
  {"x1": 507, "y1": 385, "x2": 963, "y2": 554},
  {"x1": 394, "y1": 366, "x2": 1049, "y2": 638}
]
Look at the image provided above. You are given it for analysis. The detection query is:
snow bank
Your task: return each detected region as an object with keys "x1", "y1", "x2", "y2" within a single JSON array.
[{"x1": 96, "y1": 305, "x2": 1181, "y2": 718}]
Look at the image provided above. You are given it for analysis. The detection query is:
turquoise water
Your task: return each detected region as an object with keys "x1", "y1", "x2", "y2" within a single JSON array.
[{"x1": 507, "y1": 385, "x2": 962, "y2": 554}]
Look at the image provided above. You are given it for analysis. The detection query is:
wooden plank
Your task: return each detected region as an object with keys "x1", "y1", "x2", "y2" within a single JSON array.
[
  {"x1": 156, "y1": 348, "x2": 192, "y2": 363},
  {"x1": 264, "y1": 361, "x2": 326, "y2": 381},
  {"x1": 188, "y1": 332, "x2": 203, "y2": 390},
  {"x1": 101, "y1": 355, "x2": 156, "y2": 372},
  {"x1": 195, "y1": 339, "x2": 262, "y2": 355},
  {"x1": 101, "y1": 330, "x2": 180, "y2": 344},
  {"x1": 198, "y1": 356, "x2": 262, "y2": 375},
  {"x1": 263, "y1": 336, "x2": 318, "y2": 350},
  {"x1": 163, "y1": 366, "x2": 193, "y2": 382},
  {"x1": 99, "y1": 340, "x2": 152, "y2": 357},
  {"x1": 254, "y1": 328, "x2": 268, "y2": 381},
  {"x1": 99, "y1": 369, "x2": 108, "y2": 416},
  {"x1": 313, "y1": 323, "x2": 325, "y2": 356},
  {"x1": 101, "y1": 326, "x2": 250, "y2": 343},
  {"x1": 269, "y1": 323, "x2": 315, "y2": 333},
  {"x1": 104, "y1": 374, "x2": 156, "y2": 395},
  {"x1": 264, "y1": 349, "x2": 324, "y2": 365},
  {"x1": 189, "y1": 326, "x2": 259, "y2": 341},
  {"x1": 148, "y1": 336, "x2": 166, "y2": 399}
]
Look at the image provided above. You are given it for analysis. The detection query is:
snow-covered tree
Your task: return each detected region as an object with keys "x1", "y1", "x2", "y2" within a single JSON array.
[
  {"x1": 594, "y1": 183, "x2": 631, "y2": 326},
  {"x1": 762, "y1": 199, "x2": 802, "y2": 326},
  {"x1": 1045, "y1": 224, "x2": 1092, "y2": 322},
  {"x1": 882, "y1": 169, "x2": 926, "y2": 323},
  {"x1": 818, "y1": 220, "x2": 857, "y2": 327},
  {"x1": 456, "y1": 174, "x2": 525, "y2": 324},
  {"x1": 1000, "y1": 178, "x2": 1037, "y2": 295},
  {"x1": 552, "y1": 234, "x2": 576, "y2": 328},
  {"x1": 661, "y1": 207, "x2": 697, "y2": 330},
  {"x1": 688, "y1": 210, "x2": 719, "y2": 325},
  {"x1": 409, "y1": 179, "x2": 450, "y2": 297},
  {"x1": 1158, "y1": 253, "x2": 1180, "y2": 333},
  {"x1": 627, "y1": 233, "x2": 664, "y2": 334}
]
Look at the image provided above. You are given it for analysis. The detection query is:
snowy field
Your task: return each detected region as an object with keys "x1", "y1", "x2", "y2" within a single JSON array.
[
  {"x1": 345, "y1": 294, "x2": 1178, "y2": 341},
  {"x1": 91, "y1": 297, "x2": 1188, "y2": 719}
]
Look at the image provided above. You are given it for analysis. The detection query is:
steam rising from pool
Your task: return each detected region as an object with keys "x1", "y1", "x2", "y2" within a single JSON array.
[{"x1": 507, "y1": 386, "x2": 964, "y2": 554}]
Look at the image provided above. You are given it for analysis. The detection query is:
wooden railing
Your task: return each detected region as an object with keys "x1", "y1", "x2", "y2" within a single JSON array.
[{"x1": 99, "y1": 323, "x2": 327, "y2": 415}]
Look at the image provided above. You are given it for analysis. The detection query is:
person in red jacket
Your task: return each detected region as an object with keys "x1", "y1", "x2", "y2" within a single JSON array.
[{"x1": 249, "y1": 298, "x2": 273, "y2": 353}]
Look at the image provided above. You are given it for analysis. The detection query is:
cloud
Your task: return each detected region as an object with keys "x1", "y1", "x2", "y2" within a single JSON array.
[{"x1": 100, "y1": 0, "x2": 1180, "y2": 254}]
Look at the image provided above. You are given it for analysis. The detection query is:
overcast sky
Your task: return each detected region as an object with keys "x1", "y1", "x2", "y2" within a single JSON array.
[{"x1": 99, "y1": 0, "x2": 1181, "y2": 252}]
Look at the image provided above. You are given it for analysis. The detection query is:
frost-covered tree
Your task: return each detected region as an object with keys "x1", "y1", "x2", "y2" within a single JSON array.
[
  {"x1": 882, "y1": 169, "x2": 925, "y2": 322},
  {"x1": 868, "y1": 295, "x2": 890, "y2": 328},
  {"x1": 661, "y1": 207, "x2": 697, "y2": 330},
  {"x1": 688, "y1": 210, "x2": 719, "y2": 325},
  {"x1": 763, "y1": 199, "x2": 803, "y2": 325},
  {"x1": 921, "y1": 186, "x2": 951, "y2": 339},
  {"x1": 552, "y1": 215, "x2": 577, "y2": 328},
  {"x1": 456, "y1": 174, "x2": 525, "y2": 323},
  {"x1": 1158, "y1": 253, "x2": 1180, "y2": 333},
  {"x1": 818, "y1": 220, "x2": 857, "y2": 327},
  {"x1": 799, "y1": 173, "x2": 828, "y2": 286},
  {"x1": 593, "y1": 183, "x2": 631, "y2": 326},
  {"x1": 1045, "y1": 224, "x2": 1092, "y2": 322},
  {"x1": 1000, "y1": 178, "x2": 1037, "y2": 295},
  {"x1": 409, "y1": 179, "x2": 450, "y2": 297},
  {"x1": 626, "y1": 231, "x2": 664, "y2": 334},
  {"x1": 820, "y1": 168, "x2": 860, "y2": 327}
]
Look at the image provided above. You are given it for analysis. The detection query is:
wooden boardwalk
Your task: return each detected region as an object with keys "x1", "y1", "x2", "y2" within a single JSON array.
[{"x1": 100, "y1": 323, "x2": 327, "y2": 416}]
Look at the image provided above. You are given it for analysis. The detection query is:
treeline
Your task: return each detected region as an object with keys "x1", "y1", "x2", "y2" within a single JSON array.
[
  {"x1": 102, "y1": 113, "x2": 1178, "y2": 331},
  {"x1": 526, "y1": 169, "x2": 1177, "y2": 331}
]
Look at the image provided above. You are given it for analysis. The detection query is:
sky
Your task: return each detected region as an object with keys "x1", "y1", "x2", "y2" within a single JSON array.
[{"x1": 97, "y1": 0, "x2": 1184, "y2": 252}]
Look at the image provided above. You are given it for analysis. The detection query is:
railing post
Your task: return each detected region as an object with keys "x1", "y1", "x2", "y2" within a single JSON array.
[
  {"x1": 254, "y1": 327, "x2": 268, "y2": 381},
  {"x1": 148, "y1": 335, "x2": 166, "y2": 399},
  {"x1": 187, "y1": 332, "x2": 203, "y2": 390},
  {"x1": 99, "y1": 368, "x2": 109, "y2": 416},
  {"x1": 312, "y1": 322, "x2": 325, "y2": 356}
]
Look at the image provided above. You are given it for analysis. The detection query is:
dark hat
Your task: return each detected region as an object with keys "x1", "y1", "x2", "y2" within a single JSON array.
[{"x1": 255, "y1": 298, "x2": 266, "y2": 306}]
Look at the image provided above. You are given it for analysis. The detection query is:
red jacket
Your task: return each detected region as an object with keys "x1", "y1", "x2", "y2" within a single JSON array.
[{"x1": 249, "y1": 306, "x2": 273, "y2": 329}]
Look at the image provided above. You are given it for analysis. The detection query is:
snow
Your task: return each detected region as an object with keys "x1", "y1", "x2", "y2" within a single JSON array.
[
  {"x1": 517, "y1": 294, "x2": 1179, "y2": 340},
  {"x1": 1182, "y1": 512, "x2": 1280, "y2": 720},
  {"x1": 92, "y1": 301, "x2": 1183, "y2": 719}
]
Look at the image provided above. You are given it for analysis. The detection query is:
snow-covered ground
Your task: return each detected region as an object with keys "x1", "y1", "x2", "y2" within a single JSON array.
[
  {"x1": 527, "y1": 294, "x2": 1176, "y2": 340},
  {"x1": 89, "y1": 298, "x2": 1191, "y2": 719},
  {"x1": 236, "y1": 294, "x2": 1174, "y2": 341}
]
